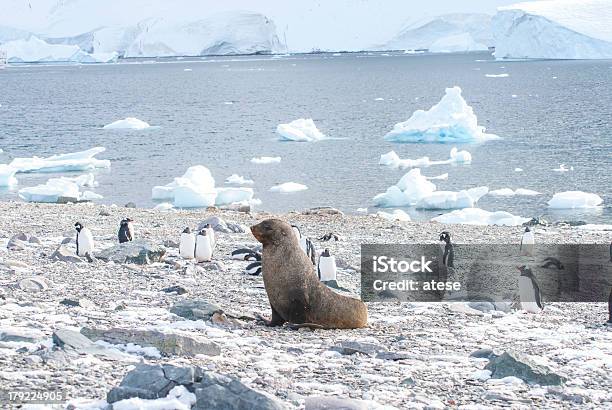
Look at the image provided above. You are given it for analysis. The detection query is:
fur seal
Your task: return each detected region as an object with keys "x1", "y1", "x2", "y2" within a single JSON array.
[{"x1": 251, "y1": 219, "x2": 367, "y2": 329}]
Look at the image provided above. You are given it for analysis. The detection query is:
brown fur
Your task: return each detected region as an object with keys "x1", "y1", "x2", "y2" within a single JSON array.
[{"x1": 251, "y1": 219, "x2": 368, "y2": 329}]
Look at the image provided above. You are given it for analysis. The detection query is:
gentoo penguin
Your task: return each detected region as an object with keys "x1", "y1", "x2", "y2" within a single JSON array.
[
  {"x1": 74, "y1": 222, "x2": 94, "y2": 257},
  {"x1": 194, "y1": 229, "x2": 213, "y2": 262},
  {"x1": 203, "y1": 224, "x2": 216, "y2": 249},
  {"x1": 520, "y1": 226, "x2": 535, "y2": 256},
  {"x1": 517, "y1": 265, "x2": 543, "y2": 313},
  {"x1": 118, "y1": 218, "x2": 134, "y2": 244},
  {"x1": 317, "y1": 249, "x2": 337, "y2": 281},
  {"x1": 319, "y1": 232, "x2": 340, "y2": 242},
  {"x1": 541, "y1": 256, "x2": 564, "y2": 270},
  {"x1": 179, "y1": 227, "x2": 196, "y2": 259},
  {"x1": 291, "y1": 224, "x2": 316, "y2": 265},
  {"x1": 245, "y1": 261, "x2": 262, "y2": 276},
  {"x1": 231, "y1": 248, "x2": 261, "y2": 261},
  {"x1": 439, "y1": 231, "x2": 454, "y2": 268}
]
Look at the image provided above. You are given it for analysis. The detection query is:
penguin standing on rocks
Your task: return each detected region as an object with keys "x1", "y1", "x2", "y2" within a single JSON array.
[
  {"x1": 517, "y1": 265, "x2": 543, "y2": 313},
  {"x1": 118, "y1": 218, "x2": 134, "y2": 244},
  {"x1": 439, "y1": 231, "x2": 454, "y2": 268},
  {"x1": 74, "y1": 222, "x2": 94, "y2": 257},
  {"x1": 291, "y1": 224, "x2": 316, "y2": 265},
  {"x1": 195, "y1": 229, "x2": 213, "y2": 262},
  {"x1": 317, "y1": 249, "x2": 337, "y2": 281},
  {"x1": 520, "y1": 226, "x2": 535, "y2": 256},
  {"x1": 179, "y1": 227, "x2": 196, "y2": 259},
  {"x1": 203, "y1": 224, "x2": 216, "y2": 249}
]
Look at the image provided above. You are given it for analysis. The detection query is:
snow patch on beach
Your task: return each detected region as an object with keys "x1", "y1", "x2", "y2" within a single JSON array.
[
  {"x1": 277, "y1": 118, "x2": 326, "y2": 142},
  {"x1": 103, "y1": 117, "x2": 151, "y2": 130},
  {"x1": 9, "y1": 147, "x2": 110, "y2": 173},
  {"x1": 384, "y1": 87, "x2": 499, "y2": 143},
  {"x1": 270, "y1": 182, "x2": 308, "y2": 193},
  {"x1": 548, "y1": 191, "x2": 603, "y2": 209},
  {"x1": 432, "y1": 208, "x2": 530, "y2": 226}
]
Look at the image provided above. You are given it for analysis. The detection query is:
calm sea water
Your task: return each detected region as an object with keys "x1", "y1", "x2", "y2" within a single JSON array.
[{"x1": 0, "y1": 52, "x2": 610, "y2": 223}]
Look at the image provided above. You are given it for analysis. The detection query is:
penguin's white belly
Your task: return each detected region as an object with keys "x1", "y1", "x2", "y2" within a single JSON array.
[
  {"x1": 318, "y1": 256, "x2": 337, "y2": 281},
  {"x1": 77, "y1": 228, "x2": 94, "y2": 256},
  {"x1": 195, "y1": 235, "x2": 213, "y2": 262},
  {"x1": 179, "y1": 233, "x2": 196, "y2": 259},
  {"x1": 519, "y1": 276, "x2": 541, "y2": 313},
  {"x1": 206, "y1": 227, "x2": 216, "y2": 248}
]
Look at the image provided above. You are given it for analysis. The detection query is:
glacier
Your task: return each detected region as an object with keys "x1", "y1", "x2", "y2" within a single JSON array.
[
  {"x1": 493, "y1": 0, "x2": 612, "y2": 60},
  {"x1": 384, "y1": 87, "x2": 499, "y2": 143},
  {"x1": 3, "y1": 36, "x2": 118, "y2": 63},
  {"x1": 9, "y1": 147, "x2": 110, "y2": 173},
  {"x1": 379, "y1": 13, "x2": 492, "y2": 52},
  {"x1": 432, "y1": 208, "x2": 531, "y2": 226},
  {"x1": 547, "y1": 191, "x2": 603, "y2": 209},
  {"x1": 277, "y1": 119, "x2": 326, "y2": 142}
]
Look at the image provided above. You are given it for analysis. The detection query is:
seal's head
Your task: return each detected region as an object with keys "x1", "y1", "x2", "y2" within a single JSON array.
[{"x1": 251, "y1": 219, "x2": 293, "y2": 246}]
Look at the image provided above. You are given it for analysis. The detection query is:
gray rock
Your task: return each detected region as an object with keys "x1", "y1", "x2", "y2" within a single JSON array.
[
  {"x1": 226, "y1": 222, "x2": 247, "y2": 233},
  {"x1": 331, "y1": 341, "x2": 386, "y2": 357},
  {"x1": 61, "y1": 237, "x2": 73, "y2": 245},
  {"x1": 470, "y1": 348, "x2": 496, "y2": 359},
  {"x1": 99, "y1": 208, "x2": 111, "y2": 216},
  {"x1": 198, "y1": 216, "x2": 245, "y2": 233},
  {"x1": 304, "y1": 396, "x2": 368, "y2": 410},
  {"x1": 7, "y1": 233, "x2": 28, "y2": 250},
  {"x1": 485, "y1": 351, "x2": 566, "y2": 386},
  {"x1": 95, "y1": 239, "x2": 166, "y2": 265},
  {"x1": 59, "y1": 298, "x2": 80, "y2": 307},
  {"x1": 523, "y1": 217, "x2": 549, "y2": 227},
  {"x1": 81, "y1": 327, "x2": 220, "y2": 357},
  {"x1": 56, "y1": 196, "x2": 80, "y2": 204},
  {"x1": 124, "y1": 202, "x2": 137, "y2": 208},
  {"x1": 52, "y1": 329, "x2": 133, "y2": 361},
  {"x1": 467, "y1": 302, "x2": 496, "y2": 313},
  {"x1": 50, "y1": 245, "x2": 82, "y2": 263},
  {"x1": 376, "y1": 351, "x2": 411, "y2": 361},
  {"x1": 107, "y1": 364, "x2": 285, "y2": 410},
  {"x1": 60, "y1": 298, "x2": 96, "y2": 309},
  {"x1": 170, "y1": 299, "x2": 222, "y2": 321},
  {"x1": 28, "y1": 236, "x2": 41, "y2": 244},
  {"x1": 163, "y1": 239, "x2": 179, "y2": 248},
  {"x1": 18, "y1": 277, "x2": 50, "y2": 292},
  {"x1": 0, "y1": 328, "x2": 43, "y2": 343},
  {"x1": 161, "y1": 285, "x2": 188, "y2": 295},
  {"x1": 302, "y1": 207, "x2": 344, "y2": 216}
]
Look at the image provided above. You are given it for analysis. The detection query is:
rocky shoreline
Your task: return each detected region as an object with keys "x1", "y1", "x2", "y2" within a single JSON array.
[{"x1": 0, "y1": 201, "x2": 610, "y2": 409}]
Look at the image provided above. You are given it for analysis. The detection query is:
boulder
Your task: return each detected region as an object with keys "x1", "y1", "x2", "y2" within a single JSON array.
[
  {"x1": 331, "y1": 341, "x2": 386, "y2": 357},
  {"x1": 18, "y1": 277, "x2": 50, "y2": 292},
  {"x1": 161, "y1": 285, "x2": 188, "y2": 295},
  {"x1": 52, "y1": 329, "x2": 133, "y2": 361},
  {"x1": 485, "y1": 351, "x2": 566, "y2": 386},
  {"x1": 302, "y1": 207, "x2": 344, "y2": 216},
  {"x1": 95, "y1": 239, "x2": 166, "y2": 265},
  {"x1": 80, "y1": 327, "x2": 220, "y2": 357},
  {"x1": 7, "y1": 233, "x2": 28, "y2": 250},
  {"x1": 198, "y1": 216, "x2": 246, "y2": 233},
  {"x1": 170, "y1": 299, "x2": 222, "y2": 321},
  {"x1": 50, "y1": 245, "x2": 82, "y2": 263}
]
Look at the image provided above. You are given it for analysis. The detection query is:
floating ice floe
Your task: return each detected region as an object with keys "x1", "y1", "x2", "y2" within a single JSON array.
[
  {"x1": 0, "y1": 165, "x2": 18, "y2": 187},
  {"x1": 376, "y1": 209, "x2": 411, "y2": 222},
  {"x1": 277, "y1": 118, "x2": 326, "y2": 142},
  {"x1": 514, "y1": 167, "x2": 523, "y2": 172},
  {"x1": 547, "y1": 191, "x2": 603, "y2": 209},
  {"x1": 553, "y1": 164, "x2": 573, "y2": 172},
  {"x1": 9, "y1": 147, "x2": 110, "y2": 173},
  {"x1": 251, "y1": 156, "x2": 281, "y2": 164},
  {"x1": 270, "y1": 182, "x2": 308, "y2": 193},
  {"x1": 427, "y1": 173, "x2": 449, "y2": 180},
  {"x1": 18, "y1": 175, "x2": 103, "y2": 203},
  {"x1": 103, "y1": 117, "x2": 151, "y2": 130},
  {"x1": 152, "y1": 165, "x2": 255, "y2": 208},
  {"x1": 379, "y1": 147, "x2": 472, "y2": 169},
  {"x1": 384, "y1": 86, "x2": 499, "y2": 143},
  {"x1": 489, "y1": 188, "x2": 541, "y2": 196},
  {"x1": 373, "y1": 168, "x2": 488, "y2": 209},
  {"x1": 432, "y1": 208, "x2": 531, "y2": 226},
  {"x1": 485, "y1": 73, "x2": 509, "y2": 78},
  {"x1": 225, "y1": 174, "x2": 254, "y2": 185}
]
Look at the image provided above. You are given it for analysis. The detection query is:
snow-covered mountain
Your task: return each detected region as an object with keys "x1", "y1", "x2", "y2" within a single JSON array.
[
  {"x1": 377, "y1": 13, "x2": 493, "y2": 52},
  {"x1": 493, "y1": 0, "x2": 612, "y2": 59}
]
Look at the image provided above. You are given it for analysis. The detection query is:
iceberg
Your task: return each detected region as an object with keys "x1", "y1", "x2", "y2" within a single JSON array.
[
  {"x1": 547, "y1": 191, "x2": 603, "y2": 209},
  {"x1": 432, "y1": 208, "x2": 531, "y2": 226},
  {"x1": 373, "y1": 169, "x2": 436, "y2": 207},
  {"x1": 379, "y1": 147, "x2": 472, "y2": 170},
  {"x1": 277, "y1": 118, "x2": 326, "y2": 142},
  {"x1": 215, "y1": 187, "x2": 254, "y2": 205},
  {"x1": 376, "y1": 210, "x2": 411, "y2": 222},
  {"x1": 485, "y1": 73, "x2": 509, "y2": 78},
  {"x1": 270, "y1": 182, "x2": 308, "y2": 193},
  {"x1": 379, "y1": 13, "x2": 493, "y2": 52},
  {"x1": 9, "y1": 147, "x2": 110, "y2": 173},
  {"x1": 225, "y1": 174, "x2": 254, "y2": 185},
  {"x1": 0, "y1": 165, "x2": 18, "y2": 187},
  {"x1": 3, "y1": 36, "x2": 117, "y2": 63},
  {"x1": 103, "y1": 117, "x2": 151, "y2": 130},
  {"x1": 384, "y1": 87, "x2": 499, "y2": 143},
  {"x1": 251, "y1": 156, "x2": 281, "y2": 164},
  {"x1": 493, "y1": 0, "x2": 612, "y2": 60},
  {"x1": 153, "y1": 202, "x2": 174, "y2": 211},
  {"x1": 18, "y1": 176, "x2": 103, "y2": 203},
  {"x1": 416, "y1": 187, "x2": 489, "y2": 210},
  {"x1": 489, "y1": 188, "x2": 541, "y2": 196},
  {"x1": 553, "y1": 164, "x2": 573, "y2": 172}
]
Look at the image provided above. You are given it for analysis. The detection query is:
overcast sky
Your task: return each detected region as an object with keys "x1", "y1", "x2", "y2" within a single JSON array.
[{"x1": 4, "y1": 0, "x2": 520, "y2": 51}]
